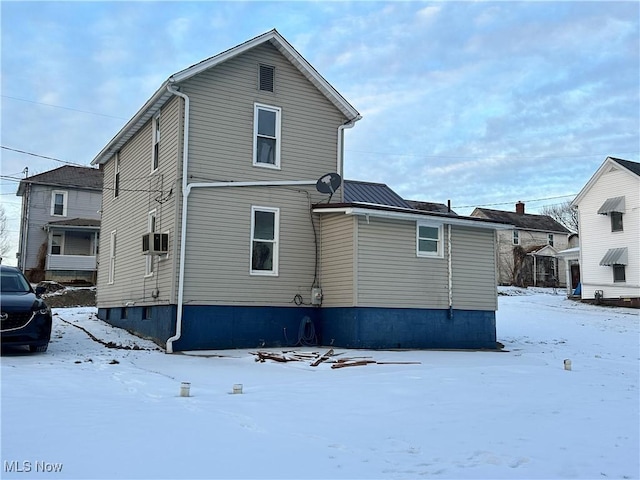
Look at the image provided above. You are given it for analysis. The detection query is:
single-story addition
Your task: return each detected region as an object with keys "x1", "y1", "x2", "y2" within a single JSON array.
[{"x1": 314, "y1": 195, "x2": 511, "y2": 350}]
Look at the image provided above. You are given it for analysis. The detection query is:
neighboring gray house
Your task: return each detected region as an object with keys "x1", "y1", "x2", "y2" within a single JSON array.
[
  {"x1": 471, "y1": 202, "x2": 572, "y2": 287},
  {"x1": 90, "y1": 29, "x2": 509, "y2": 352},
  {"x1": 16, "y1": 165, "x2": 102, "y2": 284}
]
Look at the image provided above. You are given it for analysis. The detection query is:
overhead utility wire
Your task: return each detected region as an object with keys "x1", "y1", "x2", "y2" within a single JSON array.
[
  {"x1": 346, "y1": 149, "x2": 639, "y2": 160},
  {"x1": 1, "y1": 95, "x2": 128, "y2": 120},
  {"x1": 1, "y1": 146, "x2": 87, "y2": 167},
  {"x1": 454, "y1": 194, "x2": 576, "y2": 209}
]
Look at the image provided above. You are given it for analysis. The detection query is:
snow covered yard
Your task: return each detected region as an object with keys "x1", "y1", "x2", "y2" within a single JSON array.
[{"x1": 1, "y1": 289, "x2": 638, "y2": 479}]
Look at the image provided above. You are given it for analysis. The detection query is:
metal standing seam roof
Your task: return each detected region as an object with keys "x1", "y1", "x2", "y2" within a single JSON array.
[
  {"x1": 343, "y1": 180, "x2": 412, "y2": 208},
  {"x1": 597, "y1": 196, "x2": 626, "y2": 214},
  {"x1": 600, "y1": 247, "x2": 628, "y2": 266}
]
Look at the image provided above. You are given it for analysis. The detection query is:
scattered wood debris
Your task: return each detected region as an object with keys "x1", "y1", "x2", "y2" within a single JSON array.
[{"x1": 250, "y1": 350, "x2": 421, "y2": 369}]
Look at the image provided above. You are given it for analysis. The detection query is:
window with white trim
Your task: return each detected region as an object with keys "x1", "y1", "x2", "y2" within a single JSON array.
[
  {"x1": 513, "y1": 230, "x2": 520, "y2": 245},
  {"x1": 253, "y1": 104, "x2": 281, "y2": 168},
  {"x1": 114, "y1": 152, "x2": 121, "y2": 198},
  {"x1": 611, "y1": 212, "x2": 623, "y2": 232},
  {"x1": 613, "y1": 265, "x2": 626, "y2": 283},
  {"x1": 51, "y1": 190, "x2": 68, "y2": 216},
  {"x1": 250, "y1": 206, "x2": 279, "y2": 275},
  {"x1": 145, "y1": 210, "x2": 156, "y2": 276},
  {"x1": 417, "y1": 222, "x2": 443, "y2": 257},
  {"x1": 547, "y1": 233, "x2": 554, "y2": 246},
  {"x1": 51, "y1": 233, "x2": 63, "y2": 255},
  {"x1": 108, "y1": 230, "x2": 116, "y2": 284},
  {"x1": 151, "y1": 114, "x2": 160, "y2": 171}
]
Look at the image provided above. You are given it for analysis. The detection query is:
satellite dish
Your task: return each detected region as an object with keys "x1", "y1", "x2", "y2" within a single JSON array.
[{"x1": 316, "y1": 172, "x2": 342, "y2": 195}]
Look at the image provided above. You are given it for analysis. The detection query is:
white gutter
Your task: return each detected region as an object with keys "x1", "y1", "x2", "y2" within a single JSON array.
[{"x1": 313, "y1": 206, "x2": 512, "y2": 230}]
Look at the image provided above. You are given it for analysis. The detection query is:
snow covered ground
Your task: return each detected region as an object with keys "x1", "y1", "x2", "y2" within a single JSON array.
[{"x1": 1, "y1": 288, "x2": 638, "y2": 479}]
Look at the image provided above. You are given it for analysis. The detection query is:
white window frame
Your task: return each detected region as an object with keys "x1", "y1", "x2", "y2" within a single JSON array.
[
  {"x1": 145, "y1": 210, "x2": 156, "y2": 277},
  {"x1": 613, "y1": 265, "x2": 626, "y2": 283},
  {"x1": 151, "y1": 113, "x2": 160, "y2": 172},
  {"x1": 250, "y1": 206, "x2": 279, "y2": 276},
  {"x1": 51, "y1": 233, "x2": 64, "y2": 255},
  {"x1": 51, "y1": 190, "x2": 68, "y2": 217},
  {"x1": 253, "y1": 103, "x2": 281, "y2": 169},
  {"x1": 611, "y1": 212, "x2": 624, "y2": 232},
  {"x1": 114, "y1": 152, "x2": 121, "y2": 199},
  {"x1": 513, "y1": 230, "x2": 520, "y2": 245},
  {"x1": 108, "y1": 230, "x2": 116, "y2": 285},
  {"x1": 547, "y1": 233, "x2": 554, "y2": 246},
  {"x1": 416, "y1": 222, "x2": 443, "y2": 258}
]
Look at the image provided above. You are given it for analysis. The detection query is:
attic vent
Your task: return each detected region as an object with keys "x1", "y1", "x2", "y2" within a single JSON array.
[{"x1": 259, "y1": 65, "x2": 274, "y2": 92}]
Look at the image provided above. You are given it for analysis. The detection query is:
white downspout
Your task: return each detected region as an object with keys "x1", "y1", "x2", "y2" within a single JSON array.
[
  {"x1": 166, "y1": 83, "x2": 190, "y2": 353},
  {"x1": 448, "y1": 224, "x2": 453, "y2": 317},
  {"x1": 336, "y1": 116, "x2": 360, "y2": 200}
]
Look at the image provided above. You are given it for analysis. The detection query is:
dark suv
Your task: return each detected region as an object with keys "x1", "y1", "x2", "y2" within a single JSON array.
[{"x1": 1, "y1": 265, "x2": 52, "y2": 353}]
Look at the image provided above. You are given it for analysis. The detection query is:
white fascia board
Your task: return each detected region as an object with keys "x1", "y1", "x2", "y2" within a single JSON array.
[
  {"x1": 91, "y1": 83, "x2": 172, "y2": 166},
  {"x1": 313, "y1": 206, "x2": 512, "y2": 230}
]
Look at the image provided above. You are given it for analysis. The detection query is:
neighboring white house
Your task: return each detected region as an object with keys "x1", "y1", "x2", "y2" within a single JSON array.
[{"x1": 571, "y1": 157, "x2": 640, "y2": 307}]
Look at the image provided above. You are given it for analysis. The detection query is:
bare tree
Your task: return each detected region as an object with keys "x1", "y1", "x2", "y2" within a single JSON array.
[
  {"x1": 540, "y1": 200, "x2": 578, "y2": 233},
  {"x1": 0, "y1": 204, "x2": 12, "y2": 261}
]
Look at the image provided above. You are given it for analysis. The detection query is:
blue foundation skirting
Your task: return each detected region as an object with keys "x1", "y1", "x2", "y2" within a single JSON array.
[{"x1": 97, "y1": 305, "x2": 496, "y2": 351}]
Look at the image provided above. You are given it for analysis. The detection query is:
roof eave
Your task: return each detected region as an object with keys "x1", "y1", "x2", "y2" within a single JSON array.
[{"x1": 313, "y1": 203, "x2": 512, "y2": 230}]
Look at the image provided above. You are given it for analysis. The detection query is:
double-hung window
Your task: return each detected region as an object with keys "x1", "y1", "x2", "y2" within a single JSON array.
[
  {"x1": 547, "y1": 234, "x2": 554, "y2": 246},
  {"x1": 611, "y1": 212, "x2": 623, "y2": 232},
  {"x1": 250, "y1": 206, "x2": 279, "y2": 275},
  {"x1": 253, "y1": 104, "x2": 281, "y2": 169},
  {"x1": 51, "y1": 190, "x2": 67, "y2": 216},
  {"x1": 114, "y1": 152, "x2": 121, "y2": 198},
  {"x1": 417, "y1": 222, "x2": 443, "y2": 258},
  {"x1": 151, "y1": 114, "x2": 160, "y2": 172},
  {"x1": 51, "y1": 234, "x2": 63, "y2": 255},
  {"x1": 613, "y1": 265, "x2": 626, "y2": 283},
  {"x1": 513, "y1": 230, "x2": 520, "y2": 245},
  {"x1": 145, "y1": 210, "x2": 156, "y2": 276},
  {"x1": 108, "y1": 231, "x2": 116, "y2": 285}
]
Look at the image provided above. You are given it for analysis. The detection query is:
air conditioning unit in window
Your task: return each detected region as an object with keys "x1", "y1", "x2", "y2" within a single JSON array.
[{"x1": 142, "y1": 233, "x2": 169, "y2": 255}]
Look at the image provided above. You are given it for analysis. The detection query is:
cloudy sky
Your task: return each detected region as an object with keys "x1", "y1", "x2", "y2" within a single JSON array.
[{"x1": 1, "y1": 1, "x2": 638, "y2": 265}]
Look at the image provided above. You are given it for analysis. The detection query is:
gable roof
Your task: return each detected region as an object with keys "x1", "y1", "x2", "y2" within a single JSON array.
[
  {"x1": 572, "y1": 156, "x2": 640, "y2": 207},
  {"x1": 610, "y1": 157, "x2": 640, "y2": 176},
  {"x1": 91, "y1": 29, "x2": 361, "y2": 166},
  {"x1": 17, "y1": 166, "x2": 103, "y2": 196},
  {"x1": 471, "y1": 208, "x2": 571, "y2": 233},
  {"x1": 343, "y1": 180, "x2": 412, "y2": 208}
]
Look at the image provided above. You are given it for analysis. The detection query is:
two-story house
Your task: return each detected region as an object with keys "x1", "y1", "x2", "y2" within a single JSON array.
[
  {"x1": 471, "y1": 203, "x2": 571, "y2": 287},
  {"x1": 571, "y1": 157, "x2": 639, "y2": 307},
  {"x1": 16, "y1": 165, "x2": 103, "y2": 284},
  {"x1": 90, "y1": 30, "x2": 509, "y2": 352}
]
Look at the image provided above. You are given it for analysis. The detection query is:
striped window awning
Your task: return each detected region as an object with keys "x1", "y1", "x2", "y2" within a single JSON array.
[
  {"x1": 597, "y1": 196, "x2": 625, "y2": 215},
  {"x1": 599, "y1": 247, "x2": 628, "y2": 266}
]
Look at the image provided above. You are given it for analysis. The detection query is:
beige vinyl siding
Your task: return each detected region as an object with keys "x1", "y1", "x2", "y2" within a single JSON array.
[
  {"x1": 181, "y1": 186, "x2": 323, "y2": 305},
  {"x1": 319, "y1": 214, "x2": 356, "y2": 306},
  {"x1": 577, "y1": 165, "x2": 640, "y2": 298},
  {"x1": 451, "y1": 226, "x2": 497, "y2": 311},
  {"x1": 355, "y1": 217, "x2": 449, "y2": 309},
  {"x1": 181, "y1": 43, "x2": 346, "y2": 183},
  {"x1": 96, "y1": 96, "x2": 182, "y2": 307}
]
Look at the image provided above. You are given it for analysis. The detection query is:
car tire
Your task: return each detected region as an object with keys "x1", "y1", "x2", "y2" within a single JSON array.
[{"x1": 29, "y1": 344, "x2": 48, "y2": 353}]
